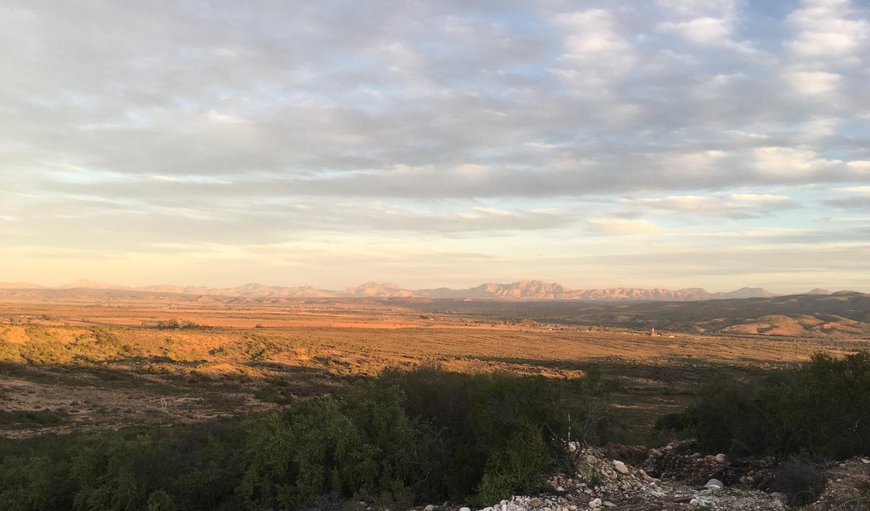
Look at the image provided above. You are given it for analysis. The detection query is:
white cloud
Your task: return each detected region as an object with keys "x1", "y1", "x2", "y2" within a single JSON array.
[
  {"x1": 658, "y1": 0, "x2": 736, "y2": 18},
  {"x1": 730, "y1": 193, "x2": 792, "y2": 204},
  {"x1": 554, "y1": 9, "x2": 638, "y2": 90},
  {"x1": 754, "y1": 146, "x2": 838, "y2": 178},
  {"x1": 587, "y1": 218, "x2": 662, "y2": 235},
  {"x1": 1, "y1": 1, "x2": 869, "y2": 289},
  {"x1": 621, "y1": 193, "x2": 796, "y2": 218},
  {"x1": 786, "y1": 70, "x2": 842, "y2": 96},
  {"x1": 786, "y1": 0, "x2": 869, "y2": 61},
  {"x1": 660, "y1": 17, "x2": 731, "y2": 45}
]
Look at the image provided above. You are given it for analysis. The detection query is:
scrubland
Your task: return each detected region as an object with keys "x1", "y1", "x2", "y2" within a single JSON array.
[{"x1": 0, "y1": 294, "x2": 869, "y2": 509}]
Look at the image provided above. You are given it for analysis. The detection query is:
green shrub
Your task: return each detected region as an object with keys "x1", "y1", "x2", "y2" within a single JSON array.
[
  {"x1": 663, "y1": 351, "x2": 870, "y2": 460},
  {"x1": 0, "y1": 368, "x2": 616, "y2": 509}
]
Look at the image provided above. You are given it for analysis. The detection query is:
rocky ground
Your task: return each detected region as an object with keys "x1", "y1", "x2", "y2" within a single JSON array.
[{"x1": 437, "y1": 442, "x2": 870, "y2": 511}]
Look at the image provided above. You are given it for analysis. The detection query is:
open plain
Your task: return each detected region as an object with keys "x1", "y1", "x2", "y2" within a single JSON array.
[{"x1": 2, "y1": 289, "x2": 868, "y2": 439}]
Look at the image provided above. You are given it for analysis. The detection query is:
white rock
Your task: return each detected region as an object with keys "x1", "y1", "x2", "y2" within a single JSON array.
[
  {"x1": 460, "y1": 507, "x2": 471, "y2": 511},
  {"x1": 715, "y1": 453, "x2": 726, "y2": 463},
  {"x1": 424, "y1": 506, "x2": 435, "y2": 511},
  {"x1": 612, "y1": 461, "x2": 629, "y2": 475},
  {"x1": 588, "y1": 498, "x2": 602, "y2": 509},
  {"x1": 861, "y1": 457, "x2": 870, "y2": 464},
  {"x1": 705, "y1": 478, "x2": 724, "y2": 490},
  {"x1": 602, "y1": 502, "x2": 616, "y2": 508},
  {"x1": 556, "y1": 486, "x2": 566, "y2": 492}
]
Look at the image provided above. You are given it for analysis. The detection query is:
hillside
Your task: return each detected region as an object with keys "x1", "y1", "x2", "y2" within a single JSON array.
[{"x1": 411, "y1": 291, "x2": 870, "y2": 338}]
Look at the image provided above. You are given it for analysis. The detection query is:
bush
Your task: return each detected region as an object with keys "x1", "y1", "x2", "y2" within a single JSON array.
[
  {"x1": 661, "y1": 351, "x2": 870, "y2": 460},
  {"x1": 379, "y1": 368, "x2": 597, "y2": 503},
  {"x1": 0, "y1": 368, "x2": 617, "y2": 509}
]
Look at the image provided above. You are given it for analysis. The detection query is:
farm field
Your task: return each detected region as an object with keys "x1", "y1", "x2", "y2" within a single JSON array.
[{"x1": 2, "y1": 292, "x2": 868, "y2": 440}]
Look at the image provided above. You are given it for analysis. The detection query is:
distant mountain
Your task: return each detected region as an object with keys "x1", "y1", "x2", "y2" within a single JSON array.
[
  {"x1": 712, "y1": 287, "x2": 777, "y2": 299},
  {"x1": 62, "y1": 280, "x2": 121, "y2": 289},
  {"x1": 8, "y1": 278, "x2": 781, "y2": 302},
  {"x1": 421, "y1": 280, "x2": 572, "y2": 299},
  {"x1": 416, "y1": 280, "x2": 776, "y2": 302},
  {"x1": 344, "y1": 282, "x2": 416, "y2": 298},
  {"x1": 0, "y1": 282, "x2": 44, "y2": 289},
  {"x1": 807, "y1": 288, "x2": 831, "y2": 295},
  {"x1": 139, "y1": 283, "x2": 339, "y2": 298}
]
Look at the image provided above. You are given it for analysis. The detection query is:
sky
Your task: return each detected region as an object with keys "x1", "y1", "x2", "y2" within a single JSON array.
[{"x1": 1, "y1": 0, "x2": 869, "y2": 293}]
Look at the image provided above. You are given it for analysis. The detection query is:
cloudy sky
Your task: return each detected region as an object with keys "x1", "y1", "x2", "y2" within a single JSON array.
[{"x1": 2, "y1": 0, "x2": 869, "y2": 292}]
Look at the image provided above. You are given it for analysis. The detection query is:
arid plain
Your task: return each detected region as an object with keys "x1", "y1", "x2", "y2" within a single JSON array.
[{"x1": 2, "y1": 288, "x2": 868, "y2": 439}]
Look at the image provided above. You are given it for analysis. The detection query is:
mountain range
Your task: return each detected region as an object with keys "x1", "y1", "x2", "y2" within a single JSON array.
[{"x1": 0, "y1": 279, "x2": 802, "y2": 302}]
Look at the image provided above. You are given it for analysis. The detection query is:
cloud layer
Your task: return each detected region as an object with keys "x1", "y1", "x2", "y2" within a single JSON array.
[{"x1": 1, "y1": 0, "x2": 869, "y2": 291}]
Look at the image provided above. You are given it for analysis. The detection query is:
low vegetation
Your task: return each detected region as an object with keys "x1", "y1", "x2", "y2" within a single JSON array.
[
  {"x1": 657, "y1": 350, "x2": 870, "y2": 460},
  {"x1": 0, "y1": 369, "x2": 614, "y2": 510}
]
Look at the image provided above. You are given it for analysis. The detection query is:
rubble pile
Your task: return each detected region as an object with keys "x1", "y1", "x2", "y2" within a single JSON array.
[
  {"x1": 439, "y1": 442, "x2": 788, "y2": 511},
  {"x1": 421, "y1": 442, "x2": 870, "y2": 511}
]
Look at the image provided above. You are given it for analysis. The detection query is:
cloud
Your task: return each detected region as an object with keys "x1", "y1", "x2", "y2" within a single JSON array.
[
  {"x1": 785, "y1": 70, "x2": 842, "y2": 96},
  {"x1": 825, "y1": 185, "x2": 870, "y2": 209},
  {"x1": 753, "y1": 146, "x2": 840, "y2": 179},
  {"x1": 621, "y1": 193, "x2": 797, "y2": 218},
  {"x1": 1, "y1": 0, "x2": 869, "y2": 289},
  {"x1": 587, "y1": 218, "x2": 662, "y2": 236},
  {"x1": 786, "y1": 0, "x2": 869, "y2": 61},
  {"x1": 659, "y1": 17, "x2": 733, "y2": 45}
]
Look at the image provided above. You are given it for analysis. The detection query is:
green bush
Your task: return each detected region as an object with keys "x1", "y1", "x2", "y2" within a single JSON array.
[
  {"x1": 660, "y1": 351, "x2": 870, "y2": 460},
  {"x1": 379, "y1": 368, "x2": 599, "y2": 503},
  {"x1": 0, "y1": 368, "x2": 616, "y2": 509}
]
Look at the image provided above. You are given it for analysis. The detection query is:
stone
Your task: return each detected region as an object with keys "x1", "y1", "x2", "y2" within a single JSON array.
[
  {"x1": 529, "y1": 498, "x2": 542, "y2": 508},
  {"x1": 603, "y1": 502, "x2": 616, "y2": 508},
  {"x1": 715, "y1": 453, "x2": 727, "y2": 463},
  {"x1": 424, "y1": 506, "x2": 435, "y2": 511},
  {"x1": 556, "y1": 486, "x2": 566, "y2": 492},
  {"x1": 460, "y1": 507, "x2": 471, "y2": 511},
  {"x1": 862, "y1": 458, "x2": 870, "y2": 464},
  {"x1": 588, "y1": 498, "x2": 602, "y2": 509},
  {"x1": 613, "y1": 460, "x2": 630, "y2": 475},
  {"x1": 705, "y1": 478, "x2": 724, "y2": 490}
]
